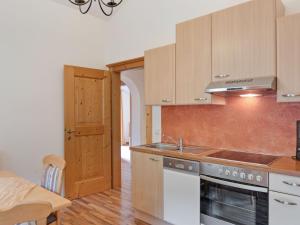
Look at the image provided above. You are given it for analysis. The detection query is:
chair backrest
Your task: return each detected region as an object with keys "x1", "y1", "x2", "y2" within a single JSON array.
[
  {"x1": 0, "y1": 201, "x2": 52, "y2": 225},
  {"x1": 41, "y1": 154, "x2": 66, "y2": 195}
]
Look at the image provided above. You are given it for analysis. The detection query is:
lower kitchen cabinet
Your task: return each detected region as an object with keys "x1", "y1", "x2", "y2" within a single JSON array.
[
  {"x1": 269, "y1": 173, "x2": 300, "y2": 225},
  {"x1": 269, "y1": 191, "x2": 300, "y2": 225},
  {"x1": 131, "y1": 151, "x2": 163, "y2": 219}
]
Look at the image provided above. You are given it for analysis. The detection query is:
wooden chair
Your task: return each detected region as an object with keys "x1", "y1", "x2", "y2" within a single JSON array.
[
  {"x1": 41, "y1": 155, "x2": 66, "y2": 225},
  {"x1": 41, "y1": 154, "x2": 66, "y2": 195},
  {"x1": 0, "y1": 202, "x2": 52, "y2": 225}
]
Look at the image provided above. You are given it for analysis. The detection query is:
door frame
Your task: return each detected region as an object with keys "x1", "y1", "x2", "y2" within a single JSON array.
[{"x1": 107, "y1": 57, "x2": 152, "y2": 189}]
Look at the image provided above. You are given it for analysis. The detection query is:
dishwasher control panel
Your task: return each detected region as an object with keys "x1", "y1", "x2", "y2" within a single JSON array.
[{"x1": 163, "y1": 157, "x2": 200, "y2": 175}]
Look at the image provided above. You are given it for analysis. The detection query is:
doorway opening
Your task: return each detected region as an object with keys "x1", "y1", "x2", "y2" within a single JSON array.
[
  {"x1": 121, "y1": 82, "x2": 131, "y2": 162},
  {"x1": 107, "y1": 57, "x2": 152, "y2": 189},
  {"x1": 120, "y1": 68, "x2": 146, "y2": 189}
]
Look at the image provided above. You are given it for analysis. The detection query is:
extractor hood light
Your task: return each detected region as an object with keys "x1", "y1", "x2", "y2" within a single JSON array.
[{"x1": 240, "y1": 93, "x2": 263, "y2": 98}]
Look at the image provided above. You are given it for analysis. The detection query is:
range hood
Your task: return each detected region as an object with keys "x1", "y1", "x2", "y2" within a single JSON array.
[{"x1": 205, "y1": 76, "x2": 277, "y2": 96}]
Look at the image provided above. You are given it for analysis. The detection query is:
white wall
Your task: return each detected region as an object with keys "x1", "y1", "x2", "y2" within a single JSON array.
[
  {"x1": 283, "y1": 0, "x2": 300, "y2": 14},
  {"x1": 103, "y1": 0, "x2": 300, "y2": 144},
  {"x1": 152, "y1": 106, "x2": 162, "y2": 143},
  {"x1": 0, "y1": 0, "x2": 107, "y2": 183},
  {"x1": 102, "y1": 0, "x2": 300, "y2": 64},
  {"x1": 121, "y1": 85, "x2": 131, "y2": 144},
  {"x1": 121, "y1": 69, "x2": 146, "y2": 146},
  {"x1": 103, "y1": 0, "x2": 250, "y2": 63},
  {"x1": 2, "y1": 0, "x2": 300, "y2": 183}
]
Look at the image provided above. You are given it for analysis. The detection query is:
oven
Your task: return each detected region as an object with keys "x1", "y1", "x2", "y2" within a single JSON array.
[{"x1": 200, "y1": 162, "x2": 269, "y2": 225}]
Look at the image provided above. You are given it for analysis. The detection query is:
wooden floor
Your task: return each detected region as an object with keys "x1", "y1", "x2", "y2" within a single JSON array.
[{"x1": 61, "y1": 159, "x2": 149, "y2": 225}]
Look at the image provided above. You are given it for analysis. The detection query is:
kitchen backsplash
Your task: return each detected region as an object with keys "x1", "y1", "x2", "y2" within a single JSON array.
[{"x1": 162, "y1": 96, "x2": 300, "y2": 156}]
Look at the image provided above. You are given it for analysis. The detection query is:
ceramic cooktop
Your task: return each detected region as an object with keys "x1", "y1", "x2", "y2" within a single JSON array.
[{"x1": 208, "y1": 150, "x2": 279, "y2": 165}]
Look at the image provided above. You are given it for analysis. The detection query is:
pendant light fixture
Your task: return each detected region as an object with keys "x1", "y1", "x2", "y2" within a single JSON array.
[{"x1": 68, "y1": 0, "x2": 123, "y2": 16}]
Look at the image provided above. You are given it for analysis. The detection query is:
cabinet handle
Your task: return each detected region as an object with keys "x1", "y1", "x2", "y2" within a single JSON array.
[
  {"x1": 283, "y1": 181, "x2": 300, "y2": 187},
  {"x1": 149, "y1": 157, "x2": 160, "y2": 162},
  {"x1": 214, "y1": 74, "x2": 230, "y2": 79},
  {"x1": 274, "y1": 199, "x2": 297, "y2": 206},
  {"x1": 282, "y1": 94, "x2": 300, "y2": 98},
  {"x1": 162, "y1": 98, "x2": 172, "y2": 103},
  {"x1": 194, "y1": 97, "x2": 207, "y2": 101}
]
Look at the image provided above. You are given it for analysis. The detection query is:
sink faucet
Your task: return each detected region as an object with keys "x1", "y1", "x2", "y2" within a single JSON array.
[
  {"x1": 163, "y1": 134, "x2": 184, "y2": 152},
  {"x1": 178, "y1": 137, "x2": 183, "y2": 152}
]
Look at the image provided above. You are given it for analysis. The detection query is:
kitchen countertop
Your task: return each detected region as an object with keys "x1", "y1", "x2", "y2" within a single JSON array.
[{"x1": 130, "y1": 145, "x2": 300, "y2": 177}]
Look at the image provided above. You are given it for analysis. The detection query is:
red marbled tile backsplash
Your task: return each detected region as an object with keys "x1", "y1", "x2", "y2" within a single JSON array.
[{"x1": 162, "y1": 96, "x2": 300, "y2": 156}]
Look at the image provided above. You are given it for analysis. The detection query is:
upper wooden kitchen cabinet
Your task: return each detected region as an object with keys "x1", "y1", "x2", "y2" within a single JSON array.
[
  {"x1": 212, "y1": 0, "x2": 284, "y2": 81},
  {"x1": 277, "y1": 13, "x2": 300, "y2": 103},
  {"x1": 132, "y1": 151, "x2": 163, "y2": 219},
  {"x1": 144, "y1": 44, "x2": 176, "y2": 105},
  {"x1": 176, "y1": 15, "x2": 224, "y2": 105}
]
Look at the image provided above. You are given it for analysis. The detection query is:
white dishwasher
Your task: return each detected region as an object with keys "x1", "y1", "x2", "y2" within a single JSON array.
[{"x1": 163, "y1": 157, "x2": 200, "y2": 225}]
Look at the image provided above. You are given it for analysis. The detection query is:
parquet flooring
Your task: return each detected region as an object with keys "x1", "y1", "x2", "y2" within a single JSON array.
[{"x1": 61, "y1": 159, "x2": 149, "y2": 225}]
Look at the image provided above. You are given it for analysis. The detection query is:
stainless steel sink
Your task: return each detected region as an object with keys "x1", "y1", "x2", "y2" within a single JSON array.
[
  {"x1": 145, "y1": 143, "x2": 180, "y2": 151},
  {"x1": 144, "y1": 143, "x2": 211, "y2": 153}
]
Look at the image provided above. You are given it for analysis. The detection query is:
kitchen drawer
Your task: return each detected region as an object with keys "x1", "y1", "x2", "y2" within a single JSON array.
[
  {"x1": 269, "y1": 191, "x2": 300, "y2": 225},
  {"x1": 269, "y1": 173, "x2": 300, "y2": 196}
]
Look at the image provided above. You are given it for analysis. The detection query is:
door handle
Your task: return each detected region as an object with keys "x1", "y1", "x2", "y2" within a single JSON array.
[{"x1": 65, "y1": 129, "x2": 76, "y2": 135}]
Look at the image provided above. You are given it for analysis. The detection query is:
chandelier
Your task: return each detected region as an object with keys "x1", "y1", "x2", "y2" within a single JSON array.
[{"x1": 68, "y1": 0, "x2": 123, "y2": 16}]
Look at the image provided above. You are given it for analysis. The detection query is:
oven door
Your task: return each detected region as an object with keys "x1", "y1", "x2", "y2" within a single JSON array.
[{"x1": 200, "y1": 175, "x2": 268, "y2": 225}]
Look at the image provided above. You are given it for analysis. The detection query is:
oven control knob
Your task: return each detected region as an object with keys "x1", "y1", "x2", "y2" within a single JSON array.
[
  {"x1": 232, "y1": 171, "x2": 238, "y2": 177},
  {"x1": 248, "y1": 174, "x2": 254, "y2": 181},
  {"x1": 218, "y1": 168, "x2": 223, "y2": 174},
  {"x1": 240, "y1": 172, "x2": 246, "y2": 179},
  {"x1": 225, "y1": 170, "x2": 231, "y2": 176},
  {"x1": 256, "y1": 175, "x2": 263, "y2": 182}
]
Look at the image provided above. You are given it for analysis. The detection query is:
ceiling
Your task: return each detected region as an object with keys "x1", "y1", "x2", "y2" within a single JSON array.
[
  {"x1": 282, "y1": 0, "x2": 300, "y2": 14},
  {"x1": 52, "y1": 0, "x2": 300, "y2": 19},
  {"x1": 51, "y1": 0, "x2": 124, "y2": 20}
]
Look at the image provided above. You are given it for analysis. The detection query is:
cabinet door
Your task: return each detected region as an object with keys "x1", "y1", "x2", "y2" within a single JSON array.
[
  {"x1": 132, "y1": 151, "x2": 163, "y2": 219},
  {"x1": 176, "y1": 15, "x2": 224, "y2": 105},
  {"x1": 277, "y1": 13, "x2": 300, "y2": 102},
  {"x1": 212, "y1": 0, "x2": 282, "y2": 81},
  {"x1": 270, "y1": 173, "x2": 300, "y2": 197},
  {"x1": 269, "y1": 191, "x2": 300, "y2": 225},
  {"x1": 145, "y1": 44, "x2": 175, "y2": 105}
]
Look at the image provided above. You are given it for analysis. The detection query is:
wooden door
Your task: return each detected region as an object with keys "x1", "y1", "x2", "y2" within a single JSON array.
[
  {"x1": 212, "y1": 0, "x2": 284, "y2": 81},
  {"x1": 277, "y1": 13, "x2": 300, "y2": 103},
  {"x1": 144, "y1": 44, "x2": 176, "y2": 105},
  {"x1": 64, "y1": 65, "x2": 111, "y2": 199},
  {"x1": 176, "y1": 15, "x2": 224, "y2": 105},
  {"x1": 132, "y1": 151, "x2": 163, "y2": 219}
]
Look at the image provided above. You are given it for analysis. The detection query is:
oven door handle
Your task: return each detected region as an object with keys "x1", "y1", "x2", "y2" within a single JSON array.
[{"x1": 200, "y1": 175, "x2": 268, "y2": 193}]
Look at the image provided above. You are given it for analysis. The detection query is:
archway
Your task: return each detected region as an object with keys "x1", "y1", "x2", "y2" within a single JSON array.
[{"x1": 121, "y1": 68, "x2": 145, "y2": 147}]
